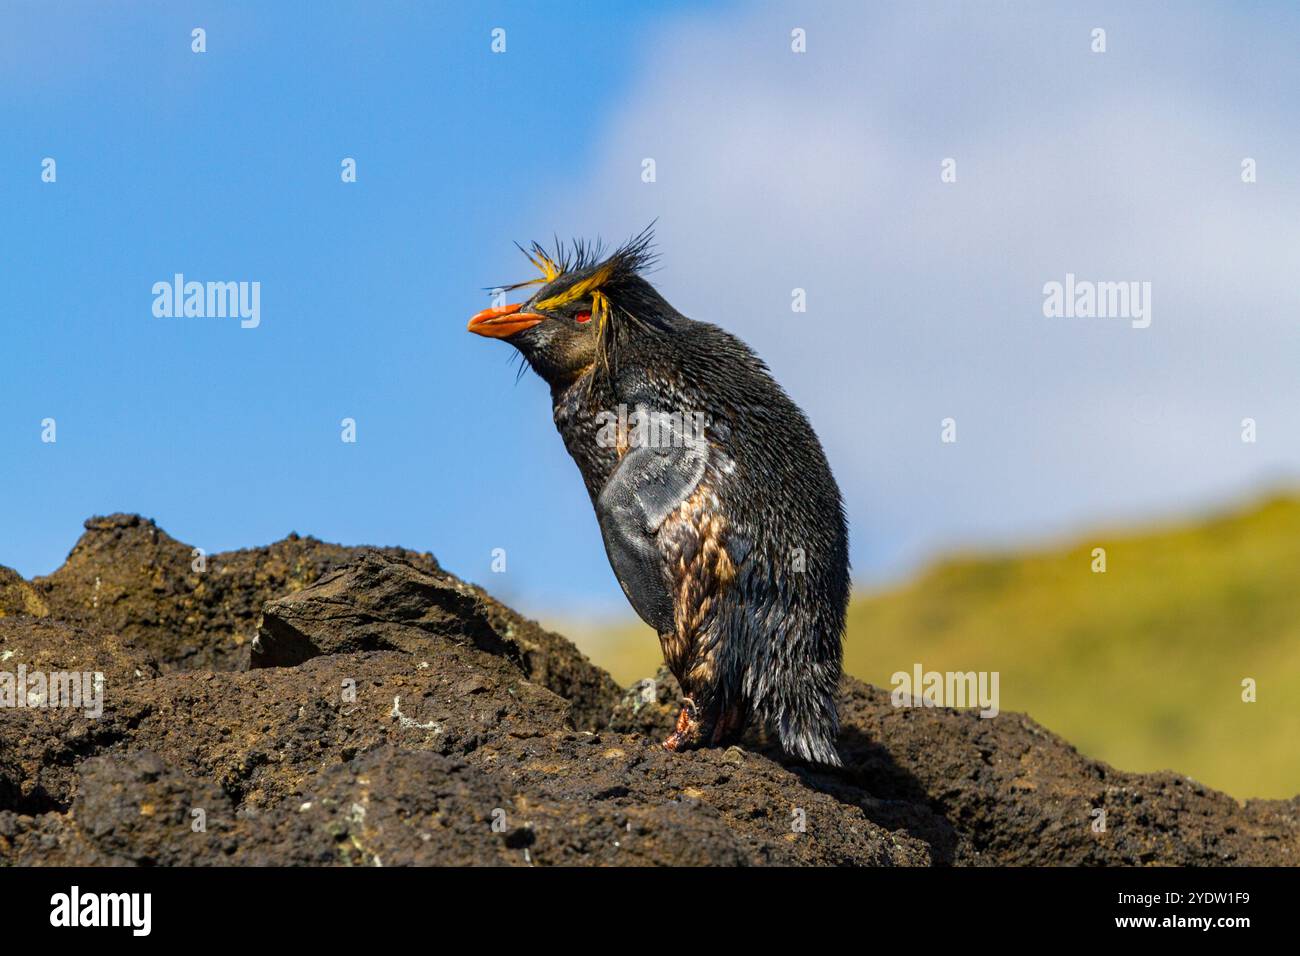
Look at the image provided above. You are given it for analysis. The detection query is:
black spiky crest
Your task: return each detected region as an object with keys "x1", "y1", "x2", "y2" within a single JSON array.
[{"x1": 497, "y1": 224, "x2": 658, "y2": 304}]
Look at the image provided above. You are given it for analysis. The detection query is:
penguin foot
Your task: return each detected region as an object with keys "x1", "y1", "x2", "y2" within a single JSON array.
[
  {"x1": 662, "y1": 700, "x2": 699, "y2": 752},
  {"x1": 663, "y1": 699, "x2": 746, "y2": 752}
]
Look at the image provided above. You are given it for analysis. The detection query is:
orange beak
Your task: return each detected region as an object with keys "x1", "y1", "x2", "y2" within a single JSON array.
[{"x1": 467, "y1": 302, "x2": 545, "y2": 339}]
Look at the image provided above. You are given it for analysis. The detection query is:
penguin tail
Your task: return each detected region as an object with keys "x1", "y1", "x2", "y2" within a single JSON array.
[{"x1": 775, "y1": 696, "x2": 842, "y2": 767}]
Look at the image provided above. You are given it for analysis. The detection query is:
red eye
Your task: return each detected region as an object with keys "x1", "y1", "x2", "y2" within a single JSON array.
[{"x1": 575, "y1": 311, "x2": 592, "y2": 323}]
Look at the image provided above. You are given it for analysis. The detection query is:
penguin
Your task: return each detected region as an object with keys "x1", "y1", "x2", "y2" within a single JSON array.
[{"x1": 467, "y1": 228, "x2": 849, "y2": 765}]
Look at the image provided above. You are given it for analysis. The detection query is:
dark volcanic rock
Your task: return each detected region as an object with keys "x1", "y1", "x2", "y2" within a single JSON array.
[
  {"x1": 610, "y1": 665, "x2": 1297, "y2": 866},
  {"x1": 28, "y1": 514, "x2": 620, "y2": 729},
  {"x1": 0, "y1": 616, "x2": 160, "y2": 814},
  {"x1": 0, "y1": 564, "x2": 48, "y2": 619},
  {"x1": 0, "y1": 748, "x2": 515, "y2": 867},
  {"x1": 2, "y1": 637, "x2": 571, "y2": 815},
  {"x1": 836, "y1": 680, "x2": 1300, "y2": 866},
  {"x1": 31, "y1": 514, "x2": 449, "y2": 672},
  {"x1": 0, "y1": 515, "x2": 1296, "y2": 867},
  {"x1": 0, "y1": 610, "x2": 925, "y2": 866},
  {"x1": 251, "y1": 551, "x2": 621, "y2": 732},
  {"x1": 251, "y1": 553, "x2": 521, "y2": 667}
]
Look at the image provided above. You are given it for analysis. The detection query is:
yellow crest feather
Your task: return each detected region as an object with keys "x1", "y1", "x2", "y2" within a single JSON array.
[
  {"x1": 533, "y1": 262, "x2": 614, "y2": 311},
  {"x1": 525, "y1": 245, "x2": 563, "y2": 284}
]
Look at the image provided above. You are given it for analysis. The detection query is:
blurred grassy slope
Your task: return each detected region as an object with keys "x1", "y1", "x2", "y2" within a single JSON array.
[{"x1": 551, "y1": 494, "x2": 1300, "y2": 800}]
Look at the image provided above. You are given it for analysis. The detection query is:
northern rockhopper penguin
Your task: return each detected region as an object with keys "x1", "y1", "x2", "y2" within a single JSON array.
[{"x1": 467, "y1": 229, "x2": 849, "y2": 765}]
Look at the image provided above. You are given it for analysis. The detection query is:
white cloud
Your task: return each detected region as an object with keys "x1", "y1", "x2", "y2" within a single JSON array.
[{"x1": 532, "y1": 2, "x2": 1300, "y2": 579}]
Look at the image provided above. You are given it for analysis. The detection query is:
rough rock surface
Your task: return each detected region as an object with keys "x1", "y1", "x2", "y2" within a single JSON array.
[
  {"x1": 0, "y1": 515, "x2": 1295, "y2": 866},
  {"x1": 24, "y1": 514, "x2": 618, "y2": 728},
  {"x1": 0, "y1": 565, "x2": 48, "y2": 619}
]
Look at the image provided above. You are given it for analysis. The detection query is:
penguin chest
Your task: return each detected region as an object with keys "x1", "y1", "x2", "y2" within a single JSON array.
[{"x1": 655, "y1": 481, "x2": 739, "y2": 684}]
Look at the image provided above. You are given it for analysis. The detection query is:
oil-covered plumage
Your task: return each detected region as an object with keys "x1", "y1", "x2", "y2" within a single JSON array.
[{"x1": 468, "y1": 229, "x2": 849, "y2": 764}]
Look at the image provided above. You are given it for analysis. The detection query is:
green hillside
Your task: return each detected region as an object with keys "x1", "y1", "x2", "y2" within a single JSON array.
[{"x1": 552, "y1": 494, "x2": 1300, "y2": 800}]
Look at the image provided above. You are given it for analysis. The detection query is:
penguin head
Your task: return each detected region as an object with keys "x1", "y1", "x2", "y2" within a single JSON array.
[{"x1": 467, "y1": 226, "x2": 671, "y2": 387}]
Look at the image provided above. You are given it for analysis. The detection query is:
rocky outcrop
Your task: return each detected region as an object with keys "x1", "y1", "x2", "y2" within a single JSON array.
[
  {"x1": 27, "y1": 514, "x2": 448, "y2": 673},
  {"x1": 23, "y1": 514, "x2": 618, "y2": 729},
  {"x1": 248, "y1": 550, "x2": 619, "y2": 731},
  {"x1": 0, "y1": 515, "x2": 1294, "y2": 866},
  {"x1": 0, "y1": 565, "x2": 48, "y2": 619}
]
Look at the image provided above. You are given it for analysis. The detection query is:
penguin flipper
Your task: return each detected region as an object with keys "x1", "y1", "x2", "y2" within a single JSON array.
[{"x1": 595, "y1": 439, "x2": 708, "y2": 634}]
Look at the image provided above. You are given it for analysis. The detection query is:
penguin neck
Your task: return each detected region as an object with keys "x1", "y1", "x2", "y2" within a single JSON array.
[{"x1": 550, "y1": 369, "x2": 624, "y2": 502}]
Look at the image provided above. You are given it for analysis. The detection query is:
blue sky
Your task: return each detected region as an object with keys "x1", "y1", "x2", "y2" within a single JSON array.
[{"x1": 3, "y1": 1, "x2": 1298, "y2": 618}]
